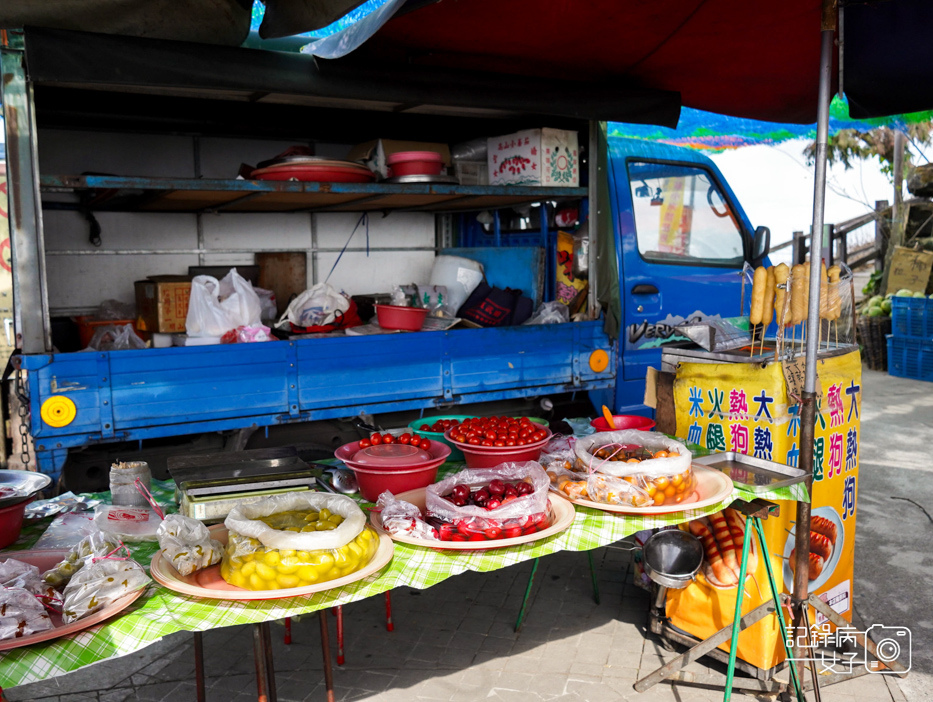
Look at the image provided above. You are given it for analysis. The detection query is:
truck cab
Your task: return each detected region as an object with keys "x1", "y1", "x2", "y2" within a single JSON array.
[{"x1": 606, "y1": 137, "x2": 767, "y2": 413}]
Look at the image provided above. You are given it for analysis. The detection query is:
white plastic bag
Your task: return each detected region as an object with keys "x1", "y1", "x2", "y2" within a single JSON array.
[
  {"x1": 524, "y1": 301, "x2": 570, "y2": 325},
  {"x1": 43, "y1": 531, "x2": 124, "y2": 589},
  {"x1": 157, "y1": 515, "x2": 224, "y2": 576},
  {"x1": 61, "y1": 558, "x2": 149, "y2": 624},
  {"x1": 86, "y1": 324, "x2": 148, "y2": 351},
  {"x1": 375, "y1": 491, "x2": 438, "y2": 540},
  {"x1": 275, "y1": 283, "x2": 350, "y2": 329},
  {"x1": 0, "y1": 588, "x2": 53, "y2": 639},
  {"x1": 255, "y1": 288, "x2": 278, "y2": 323},
  {"x1": 224, "y1": 492, "x2": 365, "y2": 552},
  {"x1": 186, "y1": 269, "x2": 262, "y2": 337},
  {"x1": 0, "y1": 559, "x2": 57, "y2": 600}
]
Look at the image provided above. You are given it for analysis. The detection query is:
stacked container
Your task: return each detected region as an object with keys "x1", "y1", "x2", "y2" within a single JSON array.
[{"x1": 887, "y1": 297, "x2": 933, "y2": 381}]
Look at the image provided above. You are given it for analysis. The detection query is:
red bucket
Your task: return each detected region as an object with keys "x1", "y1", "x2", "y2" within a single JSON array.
[
  {"x1": 375, "y1": 305, "x2": 428, "y2": 331},
  {"x1": 0, "y1": 499, "x2": 31, "y2": 550}
]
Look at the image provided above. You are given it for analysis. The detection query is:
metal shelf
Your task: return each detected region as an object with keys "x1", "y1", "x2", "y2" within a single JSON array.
[{"x1": 40, "y1": 175, "x2": 586, "y2": 214}]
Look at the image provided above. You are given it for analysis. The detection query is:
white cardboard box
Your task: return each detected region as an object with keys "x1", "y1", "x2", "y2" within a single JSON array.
[{"x1": 487, "y1": 128, "x2": 579, "y2": 186}]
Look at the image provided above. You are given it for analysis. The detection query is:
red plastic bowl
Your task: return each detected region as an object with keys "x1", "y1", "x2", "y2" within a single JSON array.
[
  {"x1": 335, "y1": 440, "x2": 451, "y2": 501},
  {"x1": 375, "y1": 304, "x2": 428, "y2": 331},
  {"x1": 0, "y1": 499, "x2": 31, "y2": 550},
  {"x1": 444, "y1": 424, "x2": 551, "y2": 469},
  {"x1": 386, "y1": 151, "x2": 444, "y2": 177},
  {"x1": 590, "y1": 415, "x2": 657, "y2": 432},
  {"x1": 351, "y1": 464, "x2": 441, "y2": 502},
  {"x1": 350, "y1": 443, "x2": 433, "y2": 467}
]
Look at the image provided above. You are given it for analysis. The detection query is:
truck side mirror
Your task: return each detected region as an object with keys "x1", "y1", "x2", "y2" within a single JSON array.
[{"x1": 751, "y1": 226, "x2": 770, "y2": 262}]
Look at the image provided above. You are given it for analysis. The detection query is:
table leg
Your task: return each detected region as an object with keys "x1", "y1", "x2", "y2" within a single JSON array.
[
  {"x1": 586, "y1": 550, "x2": 601, "y2": 605},
  {"x1": 335, "y1": 606, "x2": 345, "y2": 666},
  {"x1": 252, "y1": 622, "x2": 277, "y2": 702},
  {"x1": 514, "y1": 558, "x2": 539, "y2": 632},
  {"x1": 193, "y1": 631, "x2": 206, "y2": 702},
  {"x1": 385, "y1": 591, "x2": 394, "y2": 632},
  {"x1": 262, "y1": 621, "x2": 277, "y2": 702},
  {"x1": 284, "y1": 617, "x2": 292, "y2": 645},
  {"x1": 319, "y1": 610, "x2": 336, "y2": 702}
]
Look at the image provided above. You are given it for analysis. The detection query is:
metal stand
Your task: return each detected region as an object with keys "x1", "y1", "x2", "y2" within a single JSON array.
[
  {"x1": 637, "y1": 500, "x2": 808, "y2": 701},
  {"x1": 318, "y1": 611, "x2": 336, "y2": 702},
  {"x1": 515, "y1": 551, "x2": 601, "y2": 632},
  {"x1": 252, "y1": 622, "x2": 277, "y2": 702}
]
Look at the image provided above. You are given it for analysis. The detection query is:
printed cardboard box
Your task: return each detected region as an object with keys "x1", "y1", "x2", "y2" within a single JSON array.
[
  {"x1": 135, "y1": 276, "x2": 191, "y2": 333},
  {"x1": 487, "y1": 128, "x2": 579, "y2": 186}
]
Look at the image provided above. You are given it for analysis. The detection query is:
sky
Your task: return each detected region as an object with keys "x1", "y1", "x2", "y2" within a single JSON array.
[{"x1": 709, "y1": 138, "x2": 900, "y2": 264}]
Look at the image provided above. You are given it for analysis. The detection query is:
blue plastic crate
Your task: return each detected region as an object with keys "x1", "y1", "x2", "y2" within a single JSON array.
[
  {"x1": 891, "y1": 296, "x2": 933, "y2": 339},
  {"x1": 887, "y1": 335, "x2": 933, "y2": 381}
]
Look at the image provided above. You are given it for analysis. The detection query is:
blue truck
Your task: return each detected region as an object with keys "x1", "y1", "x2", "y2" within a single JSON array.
[{"x1": 1, "y1": 28, "x2": 769, "y2": 484}]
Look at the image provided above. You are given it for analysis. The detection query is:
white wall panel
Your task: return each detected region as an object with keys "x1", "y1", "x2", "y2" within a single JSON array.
[{"x1": 318, "y1": 251, "x2": 435, "y2": 296}]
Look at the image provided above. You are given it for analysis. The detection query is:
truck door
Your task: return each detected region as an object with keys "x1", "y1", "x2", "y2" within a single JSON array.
[{"x1": 610, "y1": 156, "x2": 754, "y2": 411}]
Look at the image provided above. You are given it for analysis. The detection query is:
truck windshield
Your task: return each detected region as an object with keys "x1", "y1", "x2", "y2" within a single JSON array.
[{"x1": 627, "y1": 162, "x2": 744, "y2": 266}]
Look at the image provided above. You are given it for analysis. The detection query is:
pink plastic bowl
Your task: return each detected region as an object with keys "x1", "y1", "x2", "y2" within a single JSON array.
[
  {"x1": 375, "y1": 304, "x2": 428, "y2": 331},
  {"x1": 386, "y1": 151, "x2": 444, "y2": 177},
  {"x1": 335, "y1": 440, "x2": 451, "y2": 501},
  {"x1": 590, "y1": 415, "x2": 657, "y2": 432},
  {"x1": 444, "y1": 424, "x2": 551, "y2": 469}
]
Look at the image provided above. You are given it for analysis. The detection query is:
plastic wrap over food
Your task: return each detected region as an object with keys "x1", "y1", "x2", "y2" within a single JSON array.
[
  {"x1": 61, "y1": 558, "x2": 149, "y2": 624},
  {"x1": 221, "y1": 493, "x2": 375, "y2": 590},
  {"x1": 0, "y1": 559, "x2": 58, "y2": 600},
  {"x1": 0, "y1": 588, "x2": 53, "y2": 640},
  {"x1": 375, "y1": 491, "x2": 438, "y2": 540},
  {"x1": 585, "y1": 473, "x2": 652, "y2": 507},
  {"x1": 225, "y1": 492, "x2": 365, "y2": 552},
  {"x1": 156, "y1": 514, "x2": 224, "y2": 577},
  {"x1": 545, "y1": 464, "x2": 590, "y2": 500},
  {"x1": 43, "y1": 531, "x2": 123, "y2": 589},
  {"x1": 574, "y1": 431, "x2": 690, "y2": 477},
  {"x1": 93, "y1": 505, "x2": 163, "y2": 542},
  {"x1": 425, "y1": 463, "x2": 551, "y2": 541},
  {"x1": 573, "y1": 431, "x2": 695, "y2": 507}
]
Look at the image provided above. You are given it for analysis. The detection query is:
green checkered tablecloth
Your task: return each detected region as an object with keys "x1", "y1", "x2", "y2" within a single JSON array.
[{"x1": 0, "y1": 461, "x2": 808, "y2": 689}]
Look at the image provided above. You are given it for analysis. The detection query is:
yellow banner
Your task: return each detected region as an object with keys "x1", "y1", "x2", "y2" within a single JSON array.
[{"x1": 667, "y1": 350, "x2": 861, "y2": 670}]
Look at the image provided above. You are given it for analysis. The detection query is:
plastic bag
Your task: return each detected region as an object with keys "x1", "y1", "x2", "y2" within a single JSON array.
[
  {"x1": 0, "y1": 588, "x2": 53, "y2": 639},
  {"x1": 186, "y1": 269, "x2": 262, "y2": 337},
  {"x1": 43, "y1": 531, "x2": 123, "y2": 589},
  {"x1": 221, "y1": 493, "x2": 375, "y2": 590},
  {"x1": 586, "y1": 473, "x2": 652, "y2": 507},
  {"x1": 156, "y1": 514, "x2": 224, "y2": 577},
  {"x1": 425, "y1": 463, "x2": 550, "y2": 542},
  {"x1": 276, "y1": 283, "x2": 350, "y2": 329},
  {"x1": 374, "y1": 491, "x2": 438, "y2": 540},
  {"x1": 109, "y1": 460, "x2": 151, "y2": 507},
  {"x1": 97, "y1": 299, "x2": 136, "y2": 320},
  {"x1": 573, "y1": 430, "x2": 694, "y2": 507},
  {"x1": 391, "y1": 284, "x2": 451, "y2": 317},
  {"x1": 87, "y1": 324, "x2": 147, "y2": 351},
  {"x1": 61, "y1": 558, "x2": 149, "y2": 624},
  {"x1": 0, "y1": 559, "x2": 58, "y2": 600},
  {"x1": 255, "y1": 287, "x2": 278, "y2": 323},
  {"x1": 221, "y1": 324, "x2": 274, "y2": 344},
  {"x1": 523, "y1": 301, "x2": 570, "y2": 325},
  {"x1": 93, "y1": 505, "x2": 163, "y2": 542},
  {"x1": 545, "y1": 463, "x2": 590, "y2": 500}
]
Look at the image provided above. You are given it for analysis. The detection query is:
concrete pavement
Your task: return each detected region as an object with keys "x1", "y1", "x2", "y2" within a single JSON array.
[{"x1": 6, "y1": 367, "x2": 929, "y2": 702}]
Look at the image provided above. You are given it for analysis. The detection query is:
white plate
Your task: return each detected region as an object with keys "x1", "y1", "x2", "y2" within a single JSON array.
[
  {"x1": 0, "y1": 549, "x2": 145, "y2": 651},
  {"x1": 371, "y1": 488, "x2": 576, "y2": 551},
  {"x1": 553, "y1": 464, "x2": 733, "y2": 515},
  {"x1": 150, "y1": 524, "x2": 394, "y2": 601},
  {"x1": 782, "y1": 505, "x2": 844, "y2": 593}
]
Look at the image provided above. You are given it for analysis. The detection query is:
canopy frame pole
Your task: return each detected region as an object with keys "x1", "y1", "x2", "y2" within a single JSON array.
[{"x1": 795, "y1": 0, "x2": 837, "y2": 685}]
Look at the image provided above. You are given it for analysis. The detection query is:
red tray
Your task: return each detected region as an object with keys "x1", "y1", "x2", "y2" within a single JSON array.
[{"x1": 252, "y1": 163, "x2": 375, "y2": 183}]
